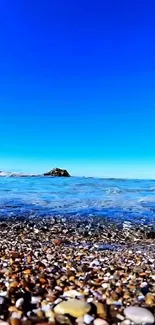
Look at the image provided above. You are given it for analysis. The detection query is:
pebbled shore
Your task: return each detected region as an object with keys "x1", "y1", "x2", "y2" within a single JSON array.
[{"x1": 0, "y1": 216, "x2": 155, "y2": 325}]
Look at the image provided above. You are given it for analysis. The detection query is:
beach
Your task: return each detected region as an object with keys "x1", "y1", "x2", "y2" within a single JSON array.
[
  {"x1": 0, "y1": 177, "x2": 155, "y2": 324},
  {"x1": 0, "y1": 216, "x2": 155, "y2": 325}
]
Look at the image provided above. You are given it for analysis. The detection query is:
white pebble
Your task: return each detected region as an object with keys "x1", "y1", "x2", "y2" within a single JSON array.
[
  {"x1": 3, "y1": 263, "x2": 8, "y2": 267},
  {"x1": 140, "y1": 281, "x2": 148, "y2": 288},
  {"x1": 124, "y1": 306, "x2": 154, "y2": 324},
  {"x1": 90, "y1": 260, "x2": 100, "y2": 267},
  {"x1": 0, "y1": 292, "x2": 7, "y2": 297},
  {"x1": 16, "y1": 297, "x2": 24, "y2": 308},
  {"x1": 31, "y1": 296, "x2": 41, "y2": 304},
  {"x1": 121, "y1": 320, "x2": 131, "y2": 325},
  {"x1": 94, "y1": 319, "x2": 109, "y2": 325},
  {"x1": 41, "y1": 304, "x2": 51, "y2": 312},
  {"x1": 116, "y1": 314, "x2": 124, "y2": 321},
  {"x1": 138, "y1": 295, "x2": 145, "y2": 301},
  {"x1": 102, "y1": 283, "x2": 109, "y2": 289},
  {"x1": 34, "y1": 229, "x2": 39, "y2": 233},
  {"x1": 83, "y1": 314, "x2": 94, "y2": 324},
  {"x1": 53, "y1": 298, "x2": 62, "y2": 305},
  {"x1": 63, "y1": 290, "x2": 82, "y2": 298},
  {"x1": 55, "y1": 286, "x2": 63, "y2": 291},
  {"x1": 11, "y1": 312, "x2": 22, "y2": 319}
]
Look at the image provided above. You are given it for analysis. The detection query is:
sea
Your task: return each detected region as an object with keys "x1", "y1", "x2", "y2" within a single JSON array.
[{"x1": 0, "y1": 175, "x2": 155, "y2": 228}]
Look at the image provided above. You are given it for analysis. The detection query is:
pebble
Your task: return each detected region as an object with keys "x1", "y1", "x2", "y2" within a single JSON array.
[
  {"x1": 31, "y1": 296, "x2": 41, "y2": 304},
  {"x1": 121, "y1": 320, "x2": 130, "y2": 325},
  {"x1": 93, "y1": 302, "x2": 107, "y2": 319},
  {"x1": 124, "y1": 306, "x2": 155, "y2": 324},
  {"x1": 45, "y1": 310, "x2": 55, "y2": 322},
  {"x1": 10, "y1": 321, "x2": 20, "y2": 325},
  {"x1": 93, "y1": 319, "x2": 109, "y2": 325},
  {"x1": 83, "y1": 314, "x2": 94, "y2": 324},
  {"x1": 54, "y1": 299, "x2": 91, "y2": 317},
  {"x1": 15, "y1": 298, "x2": 24, "y2": 308},
  {"x1": 11, "y1": 312, "x2": 22, "y2": 320},
  {"x1": 0, "y1": 297, "x2": 6, "y2": 305},
  {"x1": 63, "y1": 290, "x2": 82, "y2": 298},
  {"x1": 145, "y1": 293, "x2": 155, "y2": 306}
]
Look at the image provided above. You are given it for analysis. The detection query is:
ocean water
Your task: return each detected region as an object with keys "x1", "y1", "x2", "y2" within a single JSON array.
[{"x1": 0, "y1": 176, "x2": 155, "y2": 227}]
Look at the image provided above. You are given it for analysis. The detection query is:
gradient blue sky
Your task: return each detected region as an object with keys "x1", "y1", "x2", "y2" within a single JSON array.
[{"x1": 0, "y1": 0, "x2": 155, "y2": 178}]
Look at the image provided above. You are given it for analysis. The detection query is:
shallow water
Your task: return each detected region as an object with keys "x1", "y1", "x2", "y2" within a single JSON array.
[{"x1": 0, "y1": 176, "x2": 155, "y2": 226}]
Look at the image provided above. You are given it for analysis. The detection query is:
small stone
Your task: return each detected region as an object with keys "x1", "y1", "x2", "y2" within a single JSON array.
[
  {"x1": 101, "y1": 283, "x2": 109, "y2": 289},
  {"x1": 94, "y1": 319, "x2": 109, "y2": 325},
  {"x1": 83, "y1": 314, "x2": 94, "y2": 324},
  {"x1": 11, "y1": 312, "x2": 22, "y2": 319},
  {"x1": 45, "y1": 310, "x2": 55, "y2": 321},
  {"x1": 23, "y1": 269, "x2": 31, "y2": 275},
  {"x1": 140, "y1": 282, "x2": 148, "y2": 288},
  {"x1": 54, "y1": 299, "x2": 91, "y2": 317},
  {"x1": 145, "y1": 293, "x2": 155, "y2": 306},
  {"x1": 36, "y1": 310, "x2": 44, "y2": 318},
  {"x1": 63, "y1": 290, "x2": 82, "y2": 298},
  {"x1": 9, "y1": 251, "x2": 20, "y2": 258},
  {"x1": 121, "y1": 320, "x2": 130, "y2": 325},
  {"x1": 47, "y1": 254, "x2": 53, "y2": 261},
  {"x1": 10, "y1": 320, "x2": 21, "y2": 325},
  {"x1": 93, "y1": 302, "x2": 107, "y2": 319},
  {"x1": 15, "y1": 298, "x2": 24, "y2": 308},
  {"x1": 53, "y1": 239, "x2": 62, "y2": 245},
  {"x1": 76, "y1": 317, "x2": 85, "y2": 325},
  {"x1": 124, "y1": 306, "x2": 154, "y2": 324},
  {"x1": 9, "y1": 307, "x2": 19, "y2": 313},
  {"x1": 55, "y1": 315, "x2": 72, "y2": 325},
  {"x1": 9, "y1": 282, "x2": 19, "y2": 288},
  {"x1": 116, "y1": 314, "x2": 124, "y2": 321},
  {"x1": 0, "y1": 296, "x2": 7, "y2": 305},
  {"x1": 31, "y1": 296, "x2": 41, "y2": 304}
]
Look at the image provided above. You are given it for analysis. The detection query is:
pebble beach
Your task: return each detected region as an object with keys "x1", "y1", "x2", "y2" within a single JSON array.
[{"x1": 0, "y1": 216, "x2": 155, "y2": 325}]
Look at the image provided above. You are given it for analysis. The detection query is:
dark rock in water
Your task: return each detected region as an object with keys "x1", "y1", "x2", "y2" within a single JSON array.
[{"x1": 44, "y1": 168, "x2": 70, "y2": 177}]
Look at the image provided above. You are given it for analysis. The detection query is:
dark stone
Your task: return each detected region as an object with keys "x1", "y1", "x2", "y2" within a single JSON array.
[{"x1": 44, "y1": 168, "x2": 70, "y2": 177}]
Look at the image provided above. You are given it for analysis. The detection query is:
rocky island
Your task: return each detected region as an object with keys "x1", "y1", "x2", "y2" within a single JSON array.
[{"x1": 44, "y1": 167, "x2": 71, "y2": 177}]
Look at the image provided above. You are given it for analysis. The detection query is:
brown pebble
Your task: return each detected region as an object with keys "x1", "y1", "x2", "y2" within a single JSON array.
[
  {"x1": 55, "y1": 315, "x2": 72, "y2": 325},
  {"x1": 53, "y1": 239, "x2": 62, "y2": 245},
  {"x1": 9, "y1": 282, "x2": 19, "y2": 288},
  {"x1": 93, "y1": 302, "x2": 107, "y2": 319},
  {"x1": 10, "y1": 319, "x2": 21, "y2": 325},
  {"x1": 9, "y1": 307, "x2": 19, "y2": 313},
  {"x1": 145, "y1": 293, "x2": 155, "y2": 306},
  {"x1": 23, "y1": 269, "x2": 31, "y2": 275}
]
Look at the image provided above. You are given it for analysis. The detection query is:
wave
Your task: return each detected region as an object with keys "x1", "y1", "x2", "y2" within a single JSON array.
[
  {"x1": 0, "y1": 176, "x2": 155, "y2": 226},
  {"x1": 0, "y1": 171, "x2": 41, "y2": 177}
]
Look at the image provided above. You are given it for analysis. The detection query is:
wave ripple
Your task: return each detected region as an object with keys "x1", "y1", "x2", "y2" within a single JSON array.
[{"x1": 0, "y1": 176, "x2": 155, "y2": 226}]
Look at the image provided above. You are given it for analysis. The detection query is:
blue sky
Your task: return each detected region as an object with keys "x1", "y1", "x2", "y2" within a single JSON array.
[{"x1": 0, "y1": 0, "x2": 155, "y2": 178}]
